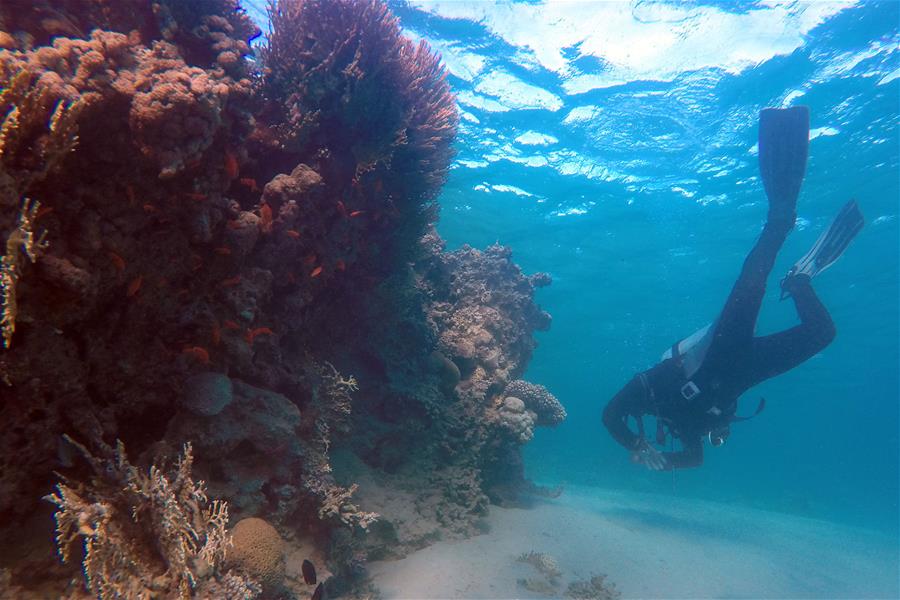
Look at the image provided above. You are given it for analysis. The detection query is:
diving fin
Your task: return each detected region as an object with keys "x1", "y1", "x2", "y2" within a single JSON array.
[
  {"x1": 758, "y1": 106, "x2": 810, "y2": 222},
  {"x1": 782, "y1": 199, "x2": 864, "y2": 297}
]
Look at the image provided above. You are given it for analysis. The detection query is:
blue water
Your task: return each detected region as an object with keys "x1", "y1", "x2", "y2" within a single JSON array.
[
  {"x1": 250, "y1": 0, "x2": 899, "y2": 536},
  {"x1": 384, "y1": 0, "x2": 900, "y2": 537}
]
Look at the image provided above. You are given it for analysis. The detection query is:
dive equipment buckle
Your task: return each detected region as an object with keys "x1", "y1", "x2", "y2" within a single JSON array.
[{"x1": 680, "y1": 381, "x2": 700, "y2": 400}]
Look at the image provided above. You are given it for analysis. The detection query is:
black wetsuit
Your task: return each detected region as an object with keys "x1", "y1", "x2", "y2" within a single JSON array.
[{"x1": 603, "y1": 211, "x2": 836, "y2": 470}]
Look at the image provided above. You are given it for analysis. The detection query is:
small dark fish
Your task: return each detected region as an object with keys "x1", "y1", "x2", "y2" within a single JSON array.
[
  {"x1": 302, "y1": 559, "x2": 317, "y2": 585},
  {"x1": 311, "y1": 583, "x2": 324, "y2": 600}
]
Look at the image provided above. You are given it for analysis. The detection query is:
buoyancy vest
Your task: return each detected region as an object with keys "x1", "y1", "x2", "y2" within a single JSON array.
[{"x1": 656, "y1": 321, "x2": 765, "y2": 444}]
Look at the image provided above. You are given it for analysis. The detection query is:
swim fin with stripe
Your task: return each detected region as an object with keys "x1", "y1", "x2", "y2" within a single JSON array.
[
  {"x1": 781, "y1": 199, "x2": 864, "y2": 298},
  {"x1": 758, "y1": 106, "x2": 810, "y2": 223}
]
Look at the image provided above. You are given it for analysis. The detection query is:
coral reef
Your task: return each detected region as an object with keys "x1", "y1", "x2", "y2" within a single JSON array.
[
  {"x1": 45, "y1": 438, "x2": 257, "y2": 599},
  {"x1": 0, "y1": 0, "x2": 559, "y2": 595}
]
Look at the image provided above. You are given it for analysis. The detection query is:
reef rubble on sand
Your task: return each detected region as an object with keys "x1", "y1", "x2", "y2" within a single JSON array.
[{"x1": 0, "y1": 1, "x2": 562, "y2": 598}]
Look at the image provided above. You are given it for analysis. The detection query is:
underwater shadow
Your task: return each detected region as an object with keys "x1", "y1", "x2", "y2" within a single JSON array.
[{"x1": 599, "y1": 506, "x2": 749, "y2": 543}]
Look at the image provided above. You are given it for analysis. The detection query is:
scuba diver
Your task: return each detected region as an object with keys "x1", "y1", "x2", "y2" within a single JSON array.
[{"x1": 602, "y1": 106, "x2": 865, "y2": 471}]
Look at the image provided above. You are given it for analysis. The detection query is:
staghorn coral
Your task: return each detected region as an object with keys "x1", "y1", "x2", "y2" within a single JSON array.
[
  {"x1": 0, "y1": 62, "x2": 82, "y2": 227},
  {"x1": 1, "y1": 197, "x2": 48, "y2": 348},
  {"x1": 503, "y1": 379, "x2": 567, "y2": 427},
  {"x1": 45, "y1": 438, "x2": 253, "y2": 599}
]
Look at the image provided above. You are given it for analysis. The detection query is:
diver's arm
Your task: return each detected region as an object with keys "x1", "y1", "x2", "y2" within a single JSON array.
[
  {"x1": 602, "y1": 378, "x2": 644, "y2": 450},
  {"x1": 661, "y1": 435, "x2": 703, "y2": 470}
]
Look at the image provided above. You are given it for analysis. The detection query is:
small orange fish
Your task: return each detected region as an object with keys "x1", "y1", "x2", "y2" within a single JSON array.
[
  {"x1": 349, "y1": 210, "x2": 364, "y2": 218},
  {"x1": 126, "y1": 275, "x2": 142, "y2": 297},
  {"x1": 223, "y1": 320, "x2": 241, "y2": 330},
  {"x1": 214, "y1": 246, "x2": 231, "y2": 255},
  {"x1": 285, "y1": 229, "x2": 300, "y2": 239},
  {"x1": 224, "y1": 149, "x2": 239, "y2": 180},
  {"x1": 219, "y1": 275, "x2": 241, "y2": 287},
  {"x1": 336, "y1": 200, "x2": 347, "y2": 218},
  {"x1": 259, "y1": 203, "x2": 273, "y2": 234},
  {"x1": 211, "y1": 324, "x2": 221, "y2": 346},
  {"x1": 226, "y1": 219, "x2": 243, "y2": 230},
  {"x1": 335, "y1": 260, "x2": 346, "y2": 271},
  {"x1": 302, "y1": 254, "x2": 317, "y2": 266},
  {"x1": 182, "y1": 346, "x2": 210, "y2": 365},
  {"x1": 126, "y1": 185, "x2": 136, "y2": 205},
  {"x1": 108, "y1": 251, "x2": 126, "y2": 273},
  {"x1": 239, "y1": 177, "x2": 259, "y2": 192},
  {"x1": 244, "y1": 327, "x2": 274, "y2": 344},
  {"x1": 143, "y1": 203, "x2": 158, "y2": 213},
  {"x1": 310, "y1": 266, "x2": 323, "y2": 278},
  {"x1": 184, "y1": 192, "x2": 207, "y2": 202},
  {"x1": 190, "y1": 254, "x2": 203, "y2": 272}
]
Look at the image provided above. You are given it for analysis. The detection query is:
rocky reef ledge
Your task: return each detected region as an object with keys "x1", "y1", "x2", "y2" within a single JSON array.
[{"x1": 0, "y1": 1, "x2": 563, "y2": 598}]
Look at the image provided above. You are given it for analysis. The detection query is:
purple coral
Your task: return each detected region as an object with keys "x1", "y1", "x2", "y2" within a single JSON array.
[
  {"x1": 261, "y1": 0, "x2": 458, "y2": 228},
  {"x1": 503, "y1": 380, "x2": 567, "y2": 427}
]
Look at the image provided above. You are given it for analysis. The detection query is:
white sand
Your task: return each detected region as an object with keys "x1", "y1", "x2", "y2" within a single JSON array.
[{"x1": 369, "y1": 486, "x2": 899, "y2": 599}]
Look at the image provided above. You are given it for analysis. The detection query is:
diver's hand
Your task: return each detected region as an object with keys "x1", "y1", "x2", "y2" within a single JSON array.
[{"x1": 630, "y1": 440, "x2": 667, "y2": 471}]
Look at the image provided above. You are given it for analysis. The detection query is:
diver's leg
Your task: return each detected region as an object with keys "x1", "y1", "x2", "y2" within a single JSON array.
[
  {"x1": 706, "y1": 107, "x2": 809, "y2": 355},
  {"x1": 747, "y1": 274, "x2": 836, "y2": 382},
  {"x1": 708, "y1": 216, "x2": 795, "y2": 351}
]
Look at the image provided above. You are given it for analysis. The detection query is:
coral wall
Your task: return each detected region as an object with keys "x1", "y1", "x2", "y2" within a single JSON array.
[{"x1": 0, "y1": 0, "x2": 559, "y2": 596}]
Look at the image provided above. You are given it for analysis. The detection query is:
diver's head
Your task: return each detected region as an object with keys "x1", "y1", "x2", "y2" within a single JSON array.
[{"x1": 708, "y1": 425, "x2": 730, "y2": 447}]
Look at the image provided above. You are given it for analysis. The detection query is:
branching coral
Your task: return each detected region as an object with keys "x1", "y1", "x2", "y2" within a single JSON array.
[
  {"x1": 45, "y1": 437, "x2": 255, "y2": 599},
  {"x1": 0, "y1": 64, "x2": 82, "y2": 205},
  {"x1": 1, "y1": 197, "x2": 48, "y2": 348}
]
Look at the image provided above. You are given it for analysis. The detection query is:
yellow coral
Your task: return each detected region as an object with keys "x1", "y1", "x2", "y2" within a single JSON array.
[{"x1": 1, "y1": 198, "x2": 48, "y2": 348}]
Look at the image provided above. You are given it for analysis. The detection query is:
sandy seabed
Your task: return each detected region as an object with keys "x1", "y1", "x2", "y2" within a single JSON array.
[{"x1": 369, "y1": 486, "x2": 899, "y2": 599}]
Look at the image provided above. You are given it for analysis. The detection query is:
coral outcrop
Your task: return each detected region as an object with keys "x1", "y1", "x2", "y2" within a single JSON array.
[{"x1": 0, "y1": 0, "x2": 560, "y2": 596}]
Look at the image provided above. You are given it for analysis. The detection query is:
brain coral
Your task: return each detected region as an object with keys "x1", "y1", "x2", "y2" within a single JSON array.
[
  {"x1": 503, "y1": 380, "x2": 567, "y2": 427},
  {"x1": 227, "y1": 517, "x2": 286, "y2": 594}
]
